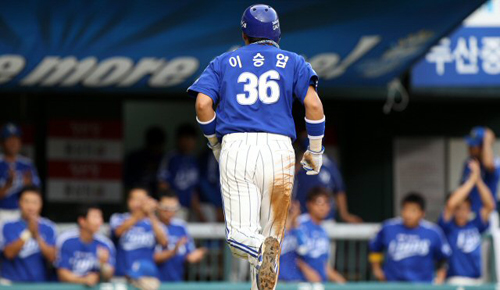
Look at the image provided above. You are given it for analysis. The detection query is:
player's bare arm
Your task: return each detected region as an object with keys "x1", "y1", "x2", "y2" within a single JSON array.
[{"x1": 301, "y1": 86, "x2": 326, "y2": 175}]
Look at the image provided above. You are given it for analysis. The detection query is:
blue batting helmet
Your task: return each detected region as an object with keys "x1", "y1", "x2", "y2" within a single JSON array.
[{"x1": 241, "y1": 4, "x2": 281, "y2": 43}]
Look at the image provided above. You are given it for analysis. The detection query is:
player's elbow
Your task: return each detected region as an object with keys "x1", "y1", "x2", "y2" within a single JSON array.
[
  {"x1": 195, "y1": 93, "x2": 214, "y2": 113},
  {"x1": 304, "y1": 94, "x2": 323, "y2": 115}
]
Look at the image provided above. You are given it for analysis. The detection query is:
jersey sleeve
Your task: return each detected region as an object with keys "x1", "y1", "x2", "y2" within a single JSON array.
[
  {"x1": 2, "y1": 223, "x2": 20, "y2": 246},
  {"x1": 187, "y1": 58, "x2": 221, "y2": 104},
  {"x1": 45, "y1": 222, "x2": 57, "y2": 246},
  {"x1": 472, "y1": 213, "x2": 490, "y2": 233},
  {"x1": 157, "y1": 155, "x2": 172, "y2": 184},
  {"x1": 103, "y1": 239, "x2": 116, "y2": 267},
  {"x1": 369, "y1": 225, "x2": 385, "y2": 253},
  {"x1": 56, "y1": 241, "x2": 73, "y2": 270},
  {"x1": 294, "y1": 225, "x2": 309, "y2": 257},
  {"x1": 29, "y1": 162, "x2": 41, "y2": 187},
  {"x1": 293, "y1": 55, "x2": 318, "y2": 103},
  {"x1": 437, "y1": 212, "x2": 453, "y2": 234},
  {"x1": 433, "y1": 227, "x2": 452, "y2": 261},
  {"x1": 109, "y1": 213, "x2": 124, "y2": 234}
]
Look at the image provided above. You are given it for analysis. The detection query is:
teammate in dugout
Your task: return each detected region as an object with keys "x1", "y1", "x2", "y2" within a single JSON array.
[
  {"x1": 0, "y1": 186, "x2": 56, "y2": 282},
  {"x1": 369, "y1": 193, "x2": 451, "y2": 283},
  {"x1": 154, "y1": 191, "x2": 207, "y2": 282},
  {"x1": 158, "y1": 124, "x2": 205, "y2": 221},
  {"x1": 110, "y1": 187, "x2": 167, "y2": 276},
  {"x1": 461, "y1": 126, "x2": 500, "y2": 216},
  {"x1": 56, "y1": 206, "x2": 115, "y2": 286},
  {"x1": 188, "y1": 4, "x2": 325, "y2": 290},
  {"x1": 279, "y1": 189, "x2": 345, "y2": 283},
  {"x1": 438, "y1": 159, "x2": 495, "y2": 285},
  {"x1": 0, "y1": 123, "x2": 41, "y2": 221}
]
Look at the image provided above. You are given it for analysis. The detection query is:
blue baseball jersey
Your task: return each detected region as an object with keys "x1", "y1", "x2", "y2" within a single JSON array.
[
  {"x1": 293, "y1": 156, "x2": 345, "y2": 220},
  {"x1": 155, "y1": 218, "x2": 195, "y2": 282},
  {"x1": 0, "y1": 218, "x2": 56, "y2": 282},
  {"x1": 0, "y1": 155, "x2": 41, "y2": 209},
  {"x1": 187, "y1": 43, "x2": 318, "y2": 141},
  {"x1": 461, "y1": 157, "x2": 500, "y2": 214},
  {"x1": 110, "y1": 213, "x2": 157, "y2": 276},
  {"x1": 56, "y1": 229, "x2": 115, "y2": 277},
  {"x1": 198, "y1": 150, "x2": 222, "y2": 207},
  {"x1": 157, "y1": 152, "x2": 199, "y2": 208},
  {"x1": 279, "y1": 227, "x2": 308, "y2": 282},
  {"x1": 369, "y1": 218, "x2": 452, "y2": 282},
  {"x1": 438, "y1": 213, "x2": 488, "y2": 278},
  {"x1": 295, "y1": 214, "x2": 331, "y2": 281}
]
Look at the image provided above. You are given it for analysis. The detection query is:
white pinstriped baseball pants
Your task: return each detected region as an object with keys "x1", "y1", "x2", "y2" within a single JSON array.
[{"x1": 219, "y1": 132, "x2": 295, "y2": 270}]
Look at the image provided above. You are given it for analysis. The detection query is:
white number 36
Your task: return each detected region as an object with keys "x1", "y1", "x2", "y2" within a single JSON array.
[{"x1": 236, "y1": 70, "x2": 280, "y2": 105}]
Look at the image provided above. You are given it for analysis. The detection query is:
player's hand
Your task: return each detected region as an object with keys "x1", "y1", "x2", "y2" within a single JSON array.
[
  {"x1": 373, "y1": 267, "x2": 386, "y2": 282},
  {"x1": 142, "y1": 198, "x2": 158, "y2": 216},
  {"x1": 23, "y1": 170, "x2": 33, "y2": 186},
  {"x1": 97, "y1": 246, "x2": 110, "y2": 264},
  {"x1": 84, "y1": 272, "x2": 100, "y2": 287},
  {"x1": 468, "y1": 159, "x2": 481, "y2": 182},
  {"x1": 174, "y1": 236, "x2": 188, "y2": 252},
  {"x1": 5, "y1": 168, "x2": 15, "y2": 188},
  {"x1": 27, "y1": 215, "x2": 39, "y2": 239},
  {"x1": 208, "y1": 142, "x2": 221, "y2": 163},
  {"x1": 484, "y1": 128, "x2": 495, "y2": 145},
  {"x1": 300, "y1": 147, "x2": 324, "y2": 175}
]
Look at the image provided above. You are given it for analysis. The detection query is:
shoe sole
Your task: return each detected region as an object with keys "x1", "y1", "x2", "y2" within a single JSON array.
[{"x1": 258, "y1": 237, "x2": 280, "y2": 290}]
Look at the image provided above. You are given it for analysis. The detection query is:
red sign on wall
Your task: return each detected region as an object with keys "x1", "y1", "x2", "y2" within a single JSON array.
[{"x1": 47, "y1": 120, "x2": 123, "y2": 203}]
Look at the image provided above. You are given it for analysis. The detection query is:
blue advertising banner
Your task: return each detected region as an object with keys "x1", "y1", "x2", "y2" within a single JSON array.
[
  {"x1": 412, "y1": 0, "x2": 500, "y2": 88},
  {"x1": 0, "y1": 0, "x2": 485, "y2": 93}
]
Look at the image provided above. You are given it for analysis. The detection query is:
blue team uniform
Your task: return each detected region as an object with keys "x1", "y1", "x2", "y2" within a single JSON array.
[
  {"x1": 0, "y1": 218, "x2": 56, "y2": 282},
  {"x1": 293, "y1": 156, "x2": 345, "y2": 220},
  {"x1": 0, "y1": 155, "x2": 41, "y2": 209},
  {"x1": 110, "y1": 213, "x2": 157, "y2": 276},
  {"x1": 461, "y1": 157, "x2": 500, "y2": 214},
  {"x1": 56, "y1": 229, "x2": 115, "y2": 277},
  {"x1": 157, "y1": 152, "x2": 199, "y2": 208},
  {"x1": 370, "y1": 218, "x2": 452, "y2": 282},
  {"x1": 155, "y1": 218, "x2": 195, "y2": 282},
  {"x1": 279, "y1": 228, "x2": 306, "y2": 282},
  {"x1": 279, "y1": 214, "x2": 331, "y2": 282},
  {"x1": 187, "y1": 43, "x2": 318, "y2": 141},
  {"x1": 438, "y1": 214, "x2": 489, "y2": 278}
]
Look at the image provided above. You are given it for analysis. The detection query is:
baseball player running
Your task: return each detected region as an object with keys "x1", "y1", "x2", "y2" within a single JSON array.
[{"x1": 188, "y1": 4, "x2": 325, "y2": 290}]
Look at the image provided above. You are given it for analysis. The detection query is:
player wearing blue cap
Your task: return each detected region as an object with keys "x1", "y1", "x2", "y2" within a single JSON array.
[
  {"x1": 461, "y1": 126, "x2": 500, "y2": 215},
  {"x1": 438, "y1": 159, "x2": 495, "y2": 285},
  {"x1": 188, "y1": 4, "x2": 325, "y2": 290},
  {"x1": 369, "y1": 193, "x2": 451, "y2": 283},
  {"x1": 0, "y1": 123, "x2": 40, "y2": 221}
]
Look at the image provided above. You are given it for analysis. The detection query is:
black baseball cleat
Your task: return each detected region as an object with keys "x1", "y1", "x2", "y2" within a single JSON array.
[{"x1": 256, "y1": 237, "x2": 280, "y2": 290}]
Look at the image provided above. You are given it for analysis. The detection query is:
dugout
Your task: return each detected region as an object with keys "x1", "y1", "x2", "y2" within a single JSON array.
[{"x1": 0, "y1": 0, "x2": 495, "y2": 223}]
